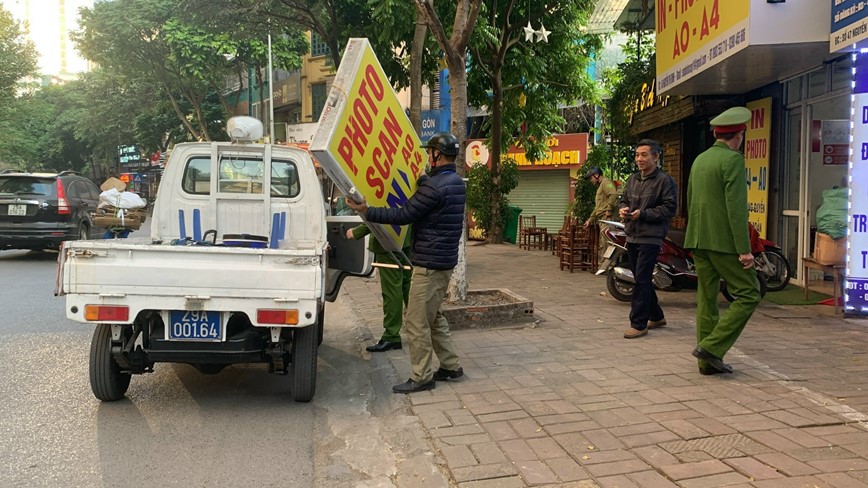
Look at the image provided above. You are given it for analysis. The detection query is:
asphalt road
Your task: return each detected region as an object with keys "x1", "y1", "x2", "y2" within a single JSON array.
[{"x1": 0, "y1": 247, "x2": 445, "y2": 488}]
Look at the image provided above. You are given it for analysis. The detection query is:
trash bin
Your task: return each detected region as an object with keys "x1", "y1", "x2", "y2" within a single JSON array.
[{"x1": 503, "y1": 205, "x2": 522, "y2": 244}]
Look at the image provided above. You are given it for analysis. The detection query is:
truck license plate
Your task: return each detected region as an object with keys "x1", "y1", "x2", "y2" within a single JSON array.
[
  {"x1": 168, "y1": 310, "x2": 222, "y2": 341},
  {"x1": 7, "y1": 204, "x2": 26, "y2": 216}
]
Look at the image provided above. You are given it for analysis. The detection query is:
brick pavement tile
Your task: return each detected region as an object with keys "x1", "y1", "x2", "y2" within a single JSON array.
[
  {"x1": 675, "y1": 451, "x2": 716, "y2": 463},
  {"x1": 574, "y1": 449, "x2": 638, "y2": 465},
  {"x1": 685, "y1": 417, "x2": 736, "y2": 436},
  {"x1": 451, "y1": 463, "x2": 519, "y2": 483},
  {"x1": 440, "y1": 445, "x2": 480, "y2": 469},
  {"x1": 483, "y1": 420, "x2": 519, "y2": 441},
  {"x1": 749, "y1": 475, "x2": 835, "y2": 487},
  {"x1": 522, "y1": 402, "x2": 559, "y2": 417},
  {"x1": 584, "y1": 458, "x2": 652, "y2": 477},
  {"x1": 646, "y1": 408, "x2": 705, "y2": 423},
  {"x1": 659, "y1": 419, "x2": 710, "y2": 440},
  {"x1": 787, "y1": 446, "x2": 861, "y2": 463},
  {"x1": 439, "y1": 433, "x2": 494, "y2": 446},
  {"x1": 611, "y1": 392, "x2": 656, "y2": 408},
  {"x1": 446, "y1": 408, "x2": 478, "y2": 426},
  {"x1": 659, "y1": 386, "x2": 718, "y2": 402},
  {"x1": 584, "y1": 429, "x2": 627, "y2": 451},
  {"x1": 619, "y1": 430, "x2": 683, "y2": 448},
  {"x1": 492, "y1": 376, "x2": 525, "y2": 390},
  {"x1": 817, "y1": 472, "x2": 868, "y2": 488},
  {"x1": 659, "y1": 459, "x2": 732, "y2": 480},
  {"x1": 501, "y1": 438, "x2": 539, "y2": 462},
  {"x1": 709, "y1": 398, "x2": 755, "y2": 416},
  {"x1": 543, "y1": 421, "x2": 604, "y2": 436},
  {"x1": 637, "y1": 388, "x2": 680, "y2": 405},
  {"x1": 545, "y1": 400, "x2": 583, "y2": 414},
  {"x1": 457, "y1": 476, "x2": 525, "y2": 488},
  {"x1": 789, "y1": 407, "x2": 845, "y2": 426},
  {"x1": 632, "y1": 445, "x2": 680, "y2": 469},
  {"x1": 683, "y1": 400, "x2": 734, "y2": 418},
  {"x1": 581, "y1": 400, "x2": 632, "y2": 412},
  {"x1": 771, "y1": 427, "x2": 833, "y2": 448},
  {"x1": 609, "y1": 422, "x2": 665, "y2": 438},
  {"x1": 476, "y1": 409, "x2": 530, "y2": 423},
  {"x1": 596, "y1": 474, "x2": 640, "y2": 488},
  {"x1": 511, "y1": 392, "x2": 564, "y2": 404},
  {"x1": 808, "y1": 458, "x2": 868, "y2": 472},
  {"x1": 755, "y1": 452, "x2": 821, "y2": 476},
  {"x1": 511, "y1": 418, "x2": 548, "y2": 439},
  {"x1": 527, "y1": 437, "x2": 569, "y2": 460},
  {"x1": 720, "y1": 415, "x2": 789, "y2": 432},
  {"x1": 676, "y1": 472, "x2": 752, "y2": 487},
  {"x1": 587, "y1": 410, "x2": 632, "y2": 428},
  {"x1": 805, "y1": 425, "x2": 864, "y2": 438},
  {"x1": 611, "y1": 407, "x2": 655, "y2": 425},
  {"x1": 536, "y1": 413, "x2": 591, "y2": 426},
  {"x1": 409, "y1": 392, "x2": 461, "y2": 406},
  {"x1": 552, "y1": 432, "x2": 594, "y2": 454},
  {"x1": 513, "y1": 375, "x2": 546, "y2": 388},
  {"x1": 470, "y1": 441, "x2": 509, "y2": 464},
  {"x1": 419, "y1": 410, "x2": 454, "y2": 430},
  {"x1": 571, "y1": 381, "x2": 608, "y2": 396},
  {"x1": 843, "y1": 442, "x2": 868, "y2": 458},
  {"x1": 763, "y1": 409, "x2": 822, "y2": 428},
  {"x1": 544, "y1": 457, "x2": 591, "y2": 482},
  {"x1": 516, "y1": 459, "x2": 560, "y2": 486},
  {"x1": 743, "y1": 400, "x2": 778, "y2": 413},
  {"x1": 412, "y1": 400, "x2": 464, "y2": 414},
  {"x1": 467, "y1": 402, "x2": 524, "y2": 416},
  {"x1": 535, "y1": 480, "x2": 601, "y2": 488},
  {"x1": 430, "y1": 424, "x2": 486, "y2": 438},
  {"x1": 452, "y1": 382, "x2": 503, "y2": 395},
  {"x1": 821, "y1": 432, "x2": 868, "y2": 447},
  {"x1": 625, "y1": 470, "x2": 680, "y2": 488},
  {"x1": 724, "y1": 456, "x2": 785, "y2": 480},
  {"x1": 746, "y1": 430, "x2": 803, "y2": 451}
]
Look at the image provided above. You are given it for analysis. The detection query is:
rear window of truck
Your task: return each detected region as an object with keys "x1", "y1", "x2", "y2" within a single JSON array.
[{"x1": 181, "y1": 156, "x2": 300, "y2": 197}]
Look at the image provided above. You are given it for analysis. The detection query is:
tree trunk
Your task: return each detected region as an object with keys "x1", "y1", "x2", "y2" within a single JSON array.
[
  {"x1": 409, "y1": 14, "x2": 427, "y2": 135},
  {"x1": 487, "y1": 63, "x2": 505, "y2": 244}
]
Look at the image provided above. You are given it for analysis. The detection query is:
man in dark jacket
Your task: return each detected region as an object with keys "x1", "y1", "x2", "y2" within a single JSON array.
[
  {"x1": 346, "y1": 132, "x2": 466, "y2": 393},
  {"x1": 619, "y1": 139, "x2": 677, "y2": 339}
]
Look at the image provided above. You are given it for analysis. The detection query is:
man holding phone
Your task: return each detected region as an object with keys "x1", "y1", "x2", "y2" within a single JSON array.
[{"x1": 618, "y1": 139, "x2": 678, "y2": 339}]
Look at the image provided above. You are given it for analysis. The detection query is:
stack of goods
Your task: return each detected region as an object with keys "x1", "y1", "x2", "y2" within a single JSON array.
[{"x1": 95, "y1": 183, "x2": 148, "y2": 230}]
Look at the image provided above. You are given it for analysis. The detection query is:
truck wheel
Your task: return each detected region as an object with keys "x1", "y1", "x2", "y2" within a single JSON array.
[
  {"x1": 291, "y1": 325, "x2": 318, "y2": 402},
  {"x1": 89, "y1": 323, "x2": 131, "y2": 401}
]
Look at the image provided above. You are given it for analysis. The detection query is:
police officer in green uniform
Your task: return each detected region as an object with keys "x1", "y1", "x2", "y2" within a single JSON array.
[
  {"x1": 684, "y1": 107, "x2": 761, "y2": 375},
  {"x1": 346, "y1": 225, "x2": 412, "y2": 352},
  {"x1": 583, "y1": 166, "x2": 620, "y2": 269}
]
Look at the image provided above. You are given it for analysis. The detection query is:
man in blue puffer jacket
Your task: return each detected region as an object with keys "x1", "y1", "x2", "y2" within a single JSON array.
[{"x1": 346, "y1": 132, "x2": 466, "y2": 394}]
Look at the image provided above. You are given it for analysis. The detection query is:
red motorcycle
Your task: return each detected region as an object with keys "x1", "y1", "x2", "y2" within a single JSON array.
[
  {"x1": 749, "y1": 224, "x2": 791, "y2": 292},
  {"x1": 598, "y1": 220, "x2": 768, "y2": 303}
]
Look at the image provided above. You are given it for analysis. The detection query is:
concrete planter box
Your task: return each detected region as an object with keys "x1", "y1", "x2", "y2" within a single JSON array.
[{"x1": 442, "y1": 289, "x2": 535, "y2": 330}]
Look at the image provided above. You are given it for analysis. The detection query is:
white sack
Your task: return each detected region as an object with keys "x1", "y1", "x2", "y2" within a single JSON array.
[{"x1": 99, "y1": 188, "x2": 146, "y2": 209}]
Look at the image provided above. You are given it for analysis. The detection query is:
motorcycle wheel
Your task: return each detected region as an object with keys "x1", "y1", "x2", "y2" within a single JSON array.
[
  {"x1": 761, "y1": 249, "x2": 791, "y2": 292},
  {"x1": 721, "y1": 271, "x2": 768, "y2": 303},
  {"x1": 606, "y1": 268, "x2": 634, "y2": 302}
]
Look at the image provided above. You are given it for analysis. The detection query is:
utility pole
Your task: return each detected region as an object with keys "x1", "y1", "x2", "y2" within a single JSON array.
[{"x1": 267, "y1": 19, "x2": 275, "y2": 143}]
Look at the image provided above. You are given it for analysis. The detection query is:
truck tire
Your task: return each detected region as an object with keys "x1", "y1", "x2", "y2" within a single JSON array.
[
  {"x1": 316, "y1": 304, "x2": 325, "y2": 346},
  {"x1": 89, "y1": 323, "x2": 131, "y2": 401},
  {"x1": 291, "y1": 325, "x2": 318, "y2": 402}
]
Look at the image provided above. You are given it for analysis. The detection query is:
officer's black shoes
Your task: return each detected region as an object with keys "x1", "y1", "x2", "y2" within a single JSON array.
[
  {"x1": 692, "y1": 346, "x2": 733, "y2": 374},
  {"x1": 393, "y1": 378, "x2": 435, "y2": 394},
  {"x1": 366, "y1": 340, "x2": 402, "y2": 352},
  {"x1": 433, "y1": 367, "x2": 464, "y2": 381}
]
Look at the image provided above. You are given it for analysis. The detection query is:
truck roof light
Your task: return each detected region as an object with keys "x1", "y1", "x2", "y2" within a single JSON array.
[{"x1": 227, "y1": 116, "x2": 264, "y2": 143}]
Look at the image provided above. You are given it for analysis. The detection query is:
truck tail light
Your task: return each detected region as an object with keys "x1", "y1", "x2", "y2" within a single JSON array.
[
  {"x1": 56, "y1": 178, "x2": 70, "y2": 215},
  {"x1": 84, "y1": 305, "x2": 129, "y2": 321},
  {"x1": 257, "y1": 309, "x2": 299, "y2": 325}
]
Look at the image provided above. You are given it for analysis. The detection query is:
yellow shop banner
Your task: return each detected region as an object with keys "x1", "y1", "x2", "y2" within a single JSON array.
[
  {"x1": 311, "y1": 38, "x2": 425, "y2": 249},
  {"x1": 745, "y1": 98, "x2": 771, "y2": 238},
  {"x1": 655, "y1": 0, "x2": 750, "y2": 93}
]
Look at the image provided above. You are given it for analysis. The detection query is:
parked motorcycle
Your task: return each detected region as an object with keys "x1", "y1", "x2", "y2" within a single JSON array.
[
  {"x1": 598, "y1": 220, "x2": 767, "y2": 303},
  {"x1": 749, "y1": 224, "x2": 791, "y2": 292}
]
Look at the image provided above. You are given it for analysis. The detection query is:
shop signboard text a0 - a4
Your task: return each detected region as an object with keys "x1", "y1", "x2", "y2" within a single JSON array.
[{"x1": 310, "y1": 38, "x2": 426, "y2": 251}]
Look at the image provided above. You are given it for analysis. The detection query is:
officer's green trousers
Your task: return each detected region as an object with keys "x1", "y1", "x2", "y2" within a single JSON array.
[
  {"x1": 375, "y1": 252, "x2": 412, "y2": 343},
  {"x1": 693, "y1": 249, "x2": 760, "y2": 365}
]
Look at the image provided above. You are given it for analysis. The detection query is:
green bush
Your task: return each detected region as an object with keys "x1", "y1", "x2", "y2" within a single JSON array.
[{"x1": 467, "y1": 158, "x2": 519, "y2": 238}]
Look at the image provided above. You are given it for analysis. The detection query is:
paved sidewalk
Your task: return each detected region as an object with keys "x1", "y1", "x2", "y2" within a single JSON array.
[{"x1": 340, "y1": 242, "x2": 868, "y2": 488}]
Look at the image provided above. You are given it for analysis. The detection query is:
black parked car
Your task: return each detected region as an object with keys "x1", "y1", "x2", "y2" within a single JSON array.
[{"x1": 0, "y1": 170, "x2": 104, "y2": 251}]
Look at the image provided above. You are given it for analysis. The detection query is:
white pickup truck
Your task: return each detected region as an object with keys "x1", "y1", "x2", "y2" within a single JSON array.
[{"x1": 56, "y1": 117, "x2": 372, "y2": 402}]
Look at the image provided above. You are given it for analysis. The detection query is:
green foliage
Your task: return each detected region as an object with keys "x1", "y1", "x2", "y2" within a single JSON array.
[
  {"x1": 467, "y1": 158, "x2": 519, "y2": 236},
  {"x1": 601, "y1": 30, "x2": 655, "y2": 144},
  {"x1": 0, "y1": 7, "x2": 37, "y2": 98}
]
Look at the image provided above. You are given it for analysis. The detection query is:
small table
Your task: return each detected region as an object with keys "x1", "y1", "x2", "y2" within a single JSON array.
[{"x1": 802, "y1": 257, "x2": 845, "y2": 314}]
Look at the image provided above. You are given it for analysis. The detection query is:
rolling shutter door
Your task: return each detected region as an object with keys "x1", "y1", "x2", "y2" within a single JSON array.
[{"x1": 507, "y1": 170, "x2": 570, "y2": 232}]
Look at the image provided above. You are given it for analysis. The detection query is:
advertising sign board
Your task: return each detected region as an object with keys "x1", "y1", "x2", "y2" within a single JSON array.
[
  {"x1": 745, "y1": 98, "x2": 771, "y2": 238},
  {"x1": 831, "y1": 0, "x2": 868, "y2": 53},
  {"x1": 655, "y1": 0, "x2": 750, "y2": 93},
  {"x1": 310, "y1": 38, "x2": 426, "y2": 251},
  {"x1": 846, "y1": 53, "x2": 868, "y2": 315}
]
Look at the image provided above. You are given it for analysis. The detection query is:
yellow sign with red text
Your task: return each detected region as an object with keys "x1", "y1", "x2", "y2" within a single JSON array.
[
  {"x1": 311, "y1": 39, "x2": 425, "y2": 249},
  {"x1": 745, "y1": 98, "x2": 771, "y2": 238},
  {"x1": 655, "y1": 0, "x2": 750, "y2": 93}
]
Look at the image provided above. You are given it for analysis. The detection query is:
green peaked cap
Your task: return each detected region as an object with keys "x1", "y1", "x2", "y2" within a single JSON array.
[{"x1": 710, "y1": 106, "x2": 751, "y2": 127}]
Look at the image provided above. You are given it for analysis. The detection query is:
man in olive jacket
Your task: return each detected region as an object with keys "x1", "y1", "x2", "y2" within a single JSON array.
[
  {"x1": 685, "y1": 107, "x2": 760, "y2": 375},
  {"x1": 583, "y1": 166, "x2": 620, "y2": 267}
]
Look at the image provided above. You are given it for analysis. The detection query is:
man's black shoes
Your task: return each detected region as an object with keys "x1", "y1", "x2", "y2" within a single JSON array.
[
  {"x1": 366, "y1": 340, "x2": 402, "y2": 352},
  {"x1": 692, "y1": 346, "x2": 733, "y2": 374},
  {"x1": 393, "y1": 378, "x2": 435, "y2": 394},
  {"x1": 433, "y1": 367, "x2": 464, "y2": 381}
]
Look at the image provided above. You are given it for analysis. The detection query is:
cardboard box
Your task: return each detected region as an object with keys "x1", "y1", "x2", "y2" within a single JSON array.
[{"x1": 813, "y1": 232, "x2": 846, "y2": 265}]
